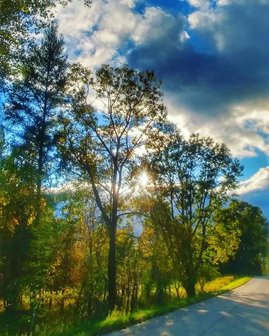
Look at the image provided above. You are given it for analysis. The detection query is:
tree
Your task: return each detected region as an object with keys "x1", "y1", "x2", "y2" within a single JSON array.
[
  {"x1": 4, "y1": 23, "x2": 68, "y2": 203},
  {"x1": 219, "y1": 200, "x2": 269, "y2": 275},
  {"x1": 149, "y1": 130, "x2": 243, "y2": 296},
  {"x1": 141, "y1": 224, "x2": 174, "y2": 304},
  {"x1": 0, "y1": 150, "x2": 36, "y2": 310},
  {"x1": 59, "y1": 64, "x2": 166, "y2": 310},
  {"x1": 2, "y1": 26, "x2": 69, "y2": 312}
]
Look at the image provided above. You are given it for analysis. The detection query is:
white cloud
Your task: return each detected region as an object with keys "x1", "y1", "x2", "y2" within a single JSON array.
[
  {"x1": 188, "y1": 3, "x2": 226, "y2": 51},
  {"x1": 189, "y1": 0, "x2": 269, "y2": 53},
  {"x1": 188, "y1": 0, "x2": 210, "y2": 8},
  {"x1": 132, "y1": 7, "x2": 180, "y2": 44},
  {"x1": 179, "y1": 30, "x2": 190, "y2": 43},
  {"x1": 55, "y1": 2, "x2": 184, "y2": 67},
  {"x1": 203, "y1": 107, "x2": 269, "y2": 158},
  {"x1": 217, "y1": 0, "x2": 232, "y2": 5},
  {"x1": 236, "y1": 107, "x2": 269, "y2": 136},
  {"x1": 55, "y1": 0, "x2": 101, "y2": 38},
  {"x1": 54, "y1": 0, "x2": 269, "y2": 162},
  {"x1": 166, "y1": 96, "x2": 269, "y2": 158},
  {"x1": 55, "y1": 0, "x2": 138, "y2": 67},
  {"x1": 237, "y1": 167, "x2": 269, "y2": 195}
]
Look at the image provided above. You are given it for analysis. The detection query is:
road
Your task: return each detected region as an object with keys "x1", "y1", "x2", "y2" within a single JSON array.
[{"x1": 107, "y1": 277, "x2": 269, "y2": 336}]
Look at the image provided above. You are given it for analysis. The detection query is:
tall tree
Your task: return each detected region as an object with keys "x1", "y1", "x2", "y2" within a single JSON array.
[
  {"x1": 149, "y1": 130, "x2": 243, "y2": 296},
  {"x1": 219, "y1": 200, "x2": 269, "y2": 275},
  {"x1": 59, "y1": 64, "x2": 166, "y2": 310},
  {"x1": 4, "y1": 23, "x2": 68, "y2": 203}
]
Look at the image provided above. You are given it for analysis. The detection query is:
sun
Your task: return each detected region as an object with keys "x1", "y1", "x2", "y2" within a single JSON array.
[{"x1": 138, "y1": 171, "x2": 149, "y2": 187}]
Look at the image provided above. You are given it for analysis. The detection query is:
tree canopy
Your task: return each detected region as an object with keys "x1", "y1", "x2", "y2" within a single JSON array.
[
  {"x1": 219, "y1": 200, "x2": 269, "y2": 275},
  {"x1": 147, "y1": 129, "x2": 243, "y2": 296}
]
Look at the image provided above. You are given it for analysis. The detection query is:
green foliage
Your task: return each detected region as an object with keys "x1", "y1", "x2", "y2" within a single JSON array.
[
  {"x1": 1, "y1": 29, "x2": 70, "y2": 309},
  {"x1": 28, "y1": 204, "x2": 63, "y2": 292},
  {"x1": 59, "y1": 64, "x2": 167, "y2": 310},
  {"x1": 148, "y1": 130, "x2": 243, "y2": 297},
  {"x1": 197, "y1": 264, "x2": 220, "y2": 292},
  {"x1": 138, "y1": 224, "x2": 175, "y2": 305},
  {"x1": 219, "y1": 200, "x2": 269, "y2": 275},
  {"x1": 0, "y1": 150, "x2": 36, "y2": 310},
  {"x1": 205, "y1": 219, "x2": 240, "y2": 265}
]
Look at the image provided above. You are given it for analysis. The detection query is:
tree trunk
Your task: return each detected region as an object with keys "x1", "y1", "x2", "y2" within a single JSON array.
[
  {"x1": 183, "y1": 228, "x2": 196, "y2": 297},
  {"x1": 108, "y1": 225, "x2": 117, "y2": 311},
  {"x1": 184, "y1": 277, "x2": 196, "y2": 297}
]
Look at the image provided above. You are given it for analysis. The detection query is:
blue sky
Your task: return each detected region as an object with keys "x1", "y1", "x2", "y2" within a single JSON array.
[{"x1": 55, "y1": 0, "x2": 269, "y2": 217}]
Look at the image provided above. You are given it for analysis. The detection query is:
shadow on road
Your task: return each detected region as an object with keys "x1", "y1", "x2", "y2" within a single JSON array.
[{"x1": 110, "y1": 278, "x2": 269, "y2": 336}]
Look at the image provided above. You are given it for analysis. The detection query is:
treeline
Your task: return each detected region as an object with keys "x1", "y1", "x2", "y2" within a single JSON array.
[{"x1": 0, "y1": 3, "x2": 268, "y2": 331}]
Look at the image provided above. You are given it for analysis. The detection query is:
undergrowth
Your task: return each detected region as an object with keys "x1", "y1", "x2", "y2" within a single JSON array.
[{"x1": 0, "y1": 275, "x2": 250, "y2": 336}]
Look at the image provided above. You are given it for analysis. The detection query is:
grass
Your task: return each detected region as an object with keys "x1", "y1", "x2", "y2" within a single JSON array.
[
  {"x1": 95, "y1": 275, "x2": 250, "y2": 335},
  {"x1": 1, "y1": 275, "x2": 250, "y2": 336}
]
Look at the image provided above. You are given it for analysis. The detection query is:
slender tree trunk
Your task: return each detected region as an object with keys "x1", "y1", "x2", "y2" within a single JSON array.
[
  {"x1": 36, "y1": 141, "x2": 44, "y2": 220},
  {"x1": 108, "y1": 224, "x2": 117, "y2": 311},
  {"x1": 184, "y1": 278, "x2": 196, "y2": 297},
  {"x1": 35, "y1": 92, "x2": 48, "y2": 224},
  {"x1": 175, "y1": 286, "x2": 180, "y2": 298},
  {"x1": 182, "y1": 226, "x2": 196, "y2": 297},
  {"x1": 103, "y1": 277, "x2": 107, "y2": 302}
]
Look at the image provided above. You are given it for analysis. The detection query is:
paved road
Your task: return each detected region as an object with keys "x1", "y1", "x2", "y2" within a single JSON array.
[{"x1": 107, "y1": 277, "x2": 269, "y2": 336}]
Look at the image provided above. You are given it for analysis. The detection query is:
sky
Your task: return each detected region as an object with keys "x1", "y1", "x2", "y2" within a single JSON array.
[{"x1": 55, "y1": 0, "x2": 269, "y2": 218}]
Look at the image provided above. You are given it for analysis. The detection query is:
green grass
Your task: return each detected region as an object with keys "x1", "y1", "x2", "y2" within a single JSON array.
[
  {"x1": 97, "y1": 275, "x2": 250, "y2": 335},
  {"x1": 218, "y1": 276, "x2": 250, "y2": 291},
  {"x1": 1, "y1": 276, "x2": 250, "y2": 336}
]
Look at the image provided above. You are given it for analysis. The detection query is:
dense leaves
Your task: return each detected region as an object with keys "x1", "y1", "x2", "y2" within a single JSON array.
[
  {"x1": 219, "y1": 200, "x2": 269, "y2": 275},
  {"x1": 0, "y1": 151, "x2": 36, "y2": 310},
  {"x1": 59, "y1": 64, "x2": 167, "y2": 310},
  {"x1": 147, "y1": 129, "x2": 243, "y2": 296}
]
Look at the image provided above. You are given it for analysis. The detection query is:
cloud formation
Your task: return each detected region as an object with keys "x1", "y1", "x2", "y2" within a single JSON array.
[
  {"x1": 55, "y1": 0, "x2": 269, "y2": 159},
  {"x1": 55, "y1": 0, "x2": 137, "y2": 66},
  {"x1": 237, "y1": 166, "x2": 269, "y2": 218},
  {"x1": 237, "y1": 167, "x2": 269, "y2": 196},
  {"x1": 126, "y1": 0, "x2": 269, "y2": 158},
  {"x1": 54, "y1": 0, "x2": 269, "y2": 216},
  {"x1": 129, "y1": 0, "x2": 269, "y2": 112}
]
